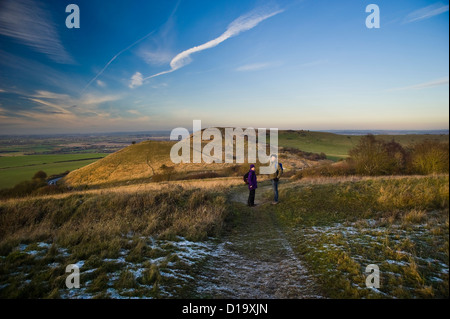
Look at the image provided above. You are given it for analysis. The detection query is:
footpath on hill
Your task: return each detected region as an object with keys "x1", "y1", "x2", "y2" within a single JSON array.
[{"x1": 194, "y1": 183, "x2": 324, "y2": 298}]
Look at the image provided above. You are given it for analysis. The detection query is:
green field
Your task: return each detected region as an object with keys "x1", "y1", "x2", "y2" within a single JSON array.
[
  {"x1": 0, "y1": 153, "x2": 108, "y2": 189},
  {"x1": 278, "y1": 131, "x2": 449, "y2": 161}
]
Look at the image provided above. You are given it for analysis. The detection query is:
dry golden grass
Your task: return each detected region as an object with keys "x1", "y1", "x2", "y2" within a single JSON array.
[
  {"x1": 0, "y1": 177, "x2": 249, "y2": 205},
  {"x1": 63, "y1": 137, "x2": 318, "y2": 188}
]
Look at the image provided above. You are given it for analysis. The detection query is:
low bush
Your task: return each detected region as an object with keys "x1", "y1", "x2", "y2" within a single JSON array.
[
  {"x1": 408, "y1": 140, "x2": 449, "y2": 175},
  {"x1": 293, "y1": 135, "x2": 448, "y2": 178}
]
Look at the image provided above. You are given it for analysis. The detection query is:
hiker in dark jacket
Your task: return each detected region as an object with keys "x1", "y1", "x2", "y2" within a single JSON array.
[{"x1": 247, "y1": 164, "x2": 257, "y2": 207}]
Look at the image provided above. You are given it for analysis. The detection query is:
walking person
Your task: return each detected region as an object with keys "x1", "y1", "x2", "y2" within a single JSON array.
[
  {"x1": 270, "y1": 154, "x2": 283, "y2": 205},
  {"x1": 247, "y1": 164, "x2": 257, "y2": 207}
]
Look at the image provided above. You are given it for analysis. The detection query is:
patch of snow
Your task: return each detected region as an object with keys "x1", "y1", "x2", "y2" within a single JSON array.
[{"x1": 38, "y1": 242, "x2": 51, "y2": 249}]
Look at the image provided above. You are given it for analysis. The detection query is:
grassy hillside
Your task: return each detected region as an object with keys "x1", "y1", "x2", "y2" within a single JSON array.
[
  {"x1": 64, "y1": 141, "x2": 174, "y2": 187},
  {"x1": 63, "y1": 140, "x2": 247, "y2": 188},
  {"x1": 63, "y1": 136, "x2": 320, "y2": 188},
  {"x1": 268, "y1": 175, "x2": 449, "y2": 298},
  {"x1": 63, "y1": 131, "x2": 449, "y2": 188},
  {"x1": 278, "y1": 130, "x2": 449, "y2": 161},
  {"x1": 0, "y1": 187, "x2": 229, "y2": 298}
]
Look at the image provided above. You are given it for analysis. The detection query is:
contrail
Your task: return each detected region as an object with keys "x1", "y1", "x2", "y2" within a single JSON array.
[
  {"x1": 83, "y1": 0, "x2": 181, "y2": 93},
  {"x1": 81, "y1": 30, "x2": 155, "y2": 94},
  {"x1": 142, "y1": 7, "x2": 284, "y2": 81}
]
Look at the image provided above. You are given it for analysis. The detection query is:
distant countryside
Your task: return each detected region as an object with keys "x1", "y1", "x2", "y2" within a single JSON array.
[
  {"x1": 1, "y1": 130, "x2": 448, "y2": 190},
  {"x1": 0, "y1": 132, "x2": 169, "y2": 189}
]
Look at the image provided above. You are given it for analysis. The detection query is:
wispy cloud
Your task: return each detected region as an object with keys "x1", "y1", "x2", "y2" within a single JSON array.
[
  {"x1": 132, "y1": 6, "x2": 284, "y2": 86},
  {"x1": 0, "y1": 0, "x2": 74, "y2": 64},
  {"x1": 23, "y1": 90, "x2": 122, "y2": 120},
  {"x1": 140, "y1": 50, "x2": 175, "y2": 66},
  {"x1": 84, "y1": 1, "x2": 180, "y2": 93},
  {"x1": 388, "y1": 77, "x2": 449, "y2": 92},
  {"x1": 96, "y1": 80, "x2": 107, "y2": 88},
  {"x1": 129, "y1": 72, "x2": 144, "y2": 89},
  {"x1": 81, "y1": 30, "x2": 155, "y2": 93},
  {"x1": 138, "y1": 3, "x2": 178, "y2": 67},
  {"x1": 0, "y1": 49, "x2": 84, "y2": 94},
  {"x1": 80, "y1": 94, "x2": 121, "y2": 105},
  {"x1": 28, "y1": 98, "x2": 72, "y2": 115},
  {"x1": 404, "y1": 2, "x2": 449, "y2": 23},
  {"x1": 236, "y1": 62, "x2": 273, "y2": 72},
  {"x1": 33, "y1": 90, "x2": 71, "y2": 100},
  {"x1": 127, "y1": 109, "x2": 141, "y2": 116}
]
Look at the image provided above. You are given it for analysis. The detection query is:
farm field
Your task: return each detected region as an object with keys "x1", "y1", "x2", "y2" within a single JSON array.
[{"x1": 0, "y1": 153, "x2": 108, "y2": 189}]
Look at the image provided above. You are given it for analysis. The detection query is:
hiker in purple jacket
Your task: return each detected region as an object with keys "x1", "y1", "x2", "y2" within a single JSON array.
[{"x1": 247, "y1": 164, "x2": 257, "y2": 207}]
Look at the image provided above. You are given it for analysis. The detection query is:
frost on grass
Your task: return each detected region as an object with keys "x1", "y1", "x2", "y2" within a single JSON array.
[
  {"x1": 296, "y1": 218, "x2": 449, "y2": 298},
  {"x1": 0, "y1": 237, "x2": 216, "y2": 299}
]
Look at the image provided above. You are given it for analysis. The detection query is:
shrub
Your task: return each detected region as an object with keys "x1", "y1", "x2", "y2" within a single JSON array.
[
  {"x1": 408, "y1": 140, "x2": 449, "y2": 175},
  {"x1": 349, "y1": 135, "x2": 407, "y2": 175},
  {"x1": 0, "y1": 170, "x2": 68, "y2": 199},
  {"x1": 293, "y1": 160, "x2": 356, "y2": 179},
  {"x1": 280, "y1": 147, "x2": 327, "y2": 161},
  {"x1": 33, "y1": 171, "x2": 47, "y2": 180}
]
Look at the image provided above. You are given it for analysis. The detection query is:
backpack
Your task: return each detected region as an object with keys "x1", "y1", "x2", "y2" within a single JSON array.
[
  {"x1": 243, "y1": 171, "x2": 249, "y2": 184},
  {"x1": 277, "y1": 163, "x2": 284, "y2": 178}
]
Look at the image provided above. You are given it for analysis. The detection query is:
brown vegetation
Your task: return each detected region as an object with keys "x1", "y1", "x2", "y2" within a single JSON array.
[{"x1": 294, "y1": 135, "x2": 449, "y2": 179}]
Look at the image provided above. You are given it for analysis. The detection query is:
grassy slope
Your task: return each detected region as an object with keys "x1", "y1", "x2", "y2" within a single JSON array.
[
  {"x1": 1, "y1": 169, "x2": 448, "y2": 298},
  {"x1": 64, "y1": 141, "x2": 178, "y2": 187},
  {"x1": 63, "y1": 131, "x2": 449, "y2": 187},
  {"x1": 278, "y1": 131, "x2": 449, "y2": 161},
  {"x1": 0, "y1": 154, "x2": 108, "y2": 189},
  {"x1": 63, "y1": 138, "x2": 307, "y2": 188},
  {"x1": 268, "y1": 175, "x2": 449, "y2": 298},
  {"x1": 0, "y1": 187, "x2": 229, "y2": 298}
]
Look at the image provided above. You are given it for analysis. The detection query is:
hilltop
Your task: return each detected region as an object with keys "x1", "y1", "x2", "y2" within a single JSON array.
[
  {"x1": 63, "y1": 130, "x2": 449, "y2": 188},
  {"x1": 63, "y1": 140, "x2": 321, "y2": 188}
]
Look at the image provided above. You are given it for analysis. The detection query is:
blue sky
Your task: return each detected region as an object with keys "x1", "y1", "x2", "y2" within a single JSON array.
[{"x1": 0, "y1": 0, "x2": 448, "y2": 134}]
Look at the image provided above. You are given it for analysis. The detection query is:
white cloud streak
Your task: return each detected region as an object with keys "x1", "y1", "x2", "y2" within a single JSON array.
[
  {"x1": 0, "y1": 90, "x2": 133, "y2": 133},
  {"x1": 236, "y1": 62, "x2": 273, "y2": 72},
  {"x1": 0, "y1": 0, "x2": 74, "y2": 64},
  {"x1": 136, "y1": 7, "x2": 284, "y2": 85},
  {"x1": 85, "y1": 1, "x2": 181, "y2": 92},
  {"x1": 404, "y1": 2, "x2": 449, "y2": 23},
  {"x1": 82, "y1": 30, "x2": 155, "y2": 93},
  {"x1": 388, "y1": 77, "x2": 449, "y2": 92}
]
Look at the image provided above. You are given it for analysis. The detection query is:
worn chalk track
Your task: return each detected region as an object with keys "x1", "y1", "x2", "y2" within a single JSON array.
[{"x1": 195, "y1": 184, "x2": 324, "y2": 299}]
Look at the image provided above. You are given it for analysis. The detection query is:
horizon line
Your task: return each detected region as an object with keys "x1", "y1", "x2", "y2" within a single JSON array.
[{"x1": 0, "y1": 128, "x2": 448, "y2": 137}]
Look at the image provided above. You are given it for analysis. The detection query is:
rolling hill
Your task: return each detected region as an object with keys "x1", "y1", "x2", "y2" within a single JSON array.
[
  {"x1": 278, "y1": 130, "x2": 449, "y2": 161},
  {"x1": 64, "y1": 130, "x2": 449, "y2": 188}
]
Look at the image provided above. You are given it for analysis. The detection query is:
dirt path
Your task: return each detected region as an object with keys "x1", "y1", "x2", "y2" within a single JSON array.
[{"x1": 195, "y1": 183, "x2": 324, "y2": 298}]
